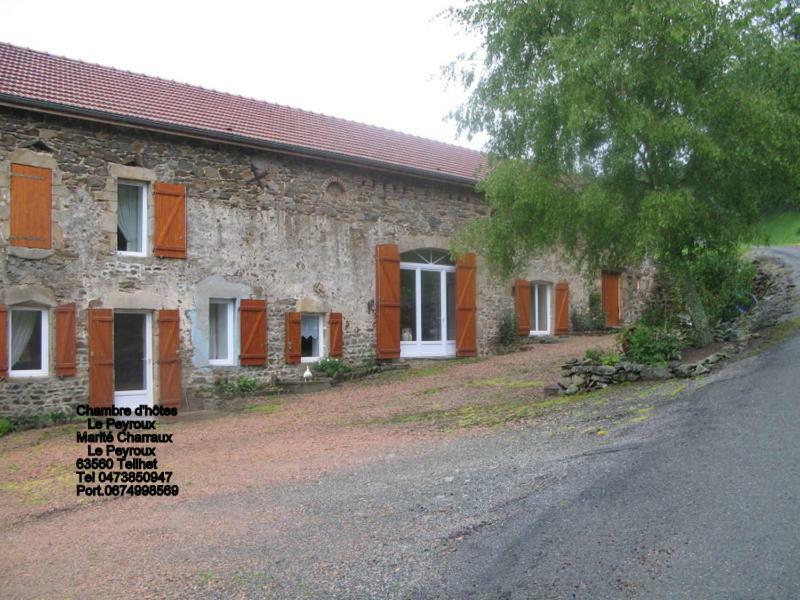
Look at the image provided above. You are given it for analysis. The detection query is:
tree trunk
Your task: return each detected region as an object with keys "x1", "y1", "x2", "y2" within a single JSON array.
[{"x1": 680, "y1": 275, "x2": 713, "y2": 347}]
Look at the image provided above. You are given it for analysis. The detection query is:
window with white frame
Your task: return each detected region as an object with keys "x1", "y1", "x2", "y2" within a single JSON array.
[
  {"x1": 9, "y1": 308, "x2": 48, "y2": 377},
  {"x1": 301, "y1": 314, "x2": 323, "y2": 362},
  {"x1": 209, "y1": 299, "x2": 235, "y2": 365},
  {"x1": 117, "y1": 180, "x2": 147, "y2": 255},
  {"x1": 530, "y1": 283, "x2": 552, "y2": 335}
]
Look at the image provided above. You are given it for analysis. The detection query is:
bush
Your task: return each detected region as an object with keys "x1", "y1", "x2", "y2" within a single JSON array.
[
  {"x1": 496, "y1": 310, "x2": 518, "y2": 346},
  {"x1": 214, "y1": 375, "x2": 260, "y2": 396},
  {"x1": 684, "y1": 247, "x2": 756, "y2": 324},
  {"x1": 619, "y1": 324, "x2": 681, "y2": 365},
  {"x1": 0, "y1": 417, "x2": 12, "y2": 438},
  {"x1": 584, "y1": 346, "x2": 621, "y2": 366},
  {"x1": 571, "y1": 292, "x2": 606, "y2": 332},
  {"x1": 313, "y1": 357, "x2": 351, "y2": 378}
]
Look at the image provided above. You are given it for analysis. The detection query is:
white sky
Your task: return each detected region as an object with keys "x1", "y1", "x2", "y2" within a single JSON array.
[{"x1": 0, "y1": 0, "x2": 486, "y2": 150}]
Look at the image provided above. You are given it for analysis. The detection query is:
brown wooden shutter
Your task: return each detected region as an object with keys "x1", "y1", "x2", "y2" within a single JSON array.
[
  {"x1": 239, "y1": 299, "x2": 267, "y2": 365},
  {"x1": 601, "y1": 271, "x2": 621, "y2": 327},
  {"x1": 55, "y1": 303, "x2": 77, "y2": 377},
  {"x1": 0, "y1": 305, "x2": 7, "y2": 380},
  {"x1": 285, "y1": 312, "x2": 302, "y2": 364},
  {"x1": 10, "y1": 164, "x2": 51, "y2": 249},
  {"x1": 455, "y1": 253, "x2": 478, "y2": 357},
  {"x1": 88, "y1": 308, "x2": 114, "y2": 407},
  {"x1": 555, "y1": 282, "x2": 570, "y2": 335},
  {"x1": 514, "y1": 279, "x2": 532, "y2": 335},
  {"x1": 375, "y1": 244, "x2": 401, "y2": 359},
  {"x1": 153, "y1": 182, "x2": 187, "y2": 258},
  {"x1": 329, "y1": 312, "x2": 344, "y2": 358},
  {"x1": 157, "y1": 310, "x2": 183, "y2": 407}
]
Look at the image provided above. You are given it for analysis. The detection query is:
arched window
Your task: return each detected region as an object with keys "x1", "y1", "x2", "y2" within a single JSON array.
[{"x1": 399, "y1": 248, "x2": 456, "y2": 357}]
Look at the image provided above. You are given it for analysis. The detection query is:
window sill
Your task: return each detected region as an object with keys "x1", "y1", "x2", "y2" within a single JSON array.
[
  {"x1": 209, "y1": 360, "x2": 235, "y2": 367},
  {"x1": 116, "y1": 251, "x2": 147, "y2": 258},
  {"x1": 301, "y1": 357, "x2": 321, "y2": 364},
  {"x1": 8, "y1": 371, "x2": 49, "y2": 379},
  {"x1": 528, "y1": 331, "x2": 552, "y2": 337},
  {"x1": 7, "y1": 247, "x2": 54, "y2": 260}
]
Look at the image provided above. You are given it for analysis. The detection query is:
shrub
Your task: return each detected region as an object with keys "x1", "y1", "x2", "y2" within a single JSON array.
[
  {"x1": 496, "y1": 310, "x2": 518, "y2": 346},
  {"x1": 571, "y1": 292, "x2": 606, "y2": 332},
  {"x1": 584, "y1": 346, "x2": 621, "y2": 366},
  {"x1": 214, "y1": 375, "x2": 260, "y2": 396},
  {"x1": 313, "y1": 357, "x2": 352, "y2": 379},
  {"x1": 619, "y1": 324, "x2": 681, "y2": 365},
  {"x1": 683, "y1": 247, "x2": 756, "y2": 324},
  {"x1": 0, "y1": 417, "x2": 12, "y2": 438}
]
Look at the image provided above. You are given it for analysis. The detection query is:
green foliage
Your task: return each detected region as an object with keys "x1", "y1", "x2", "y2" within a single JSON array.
[
  {"x1": 571, "y1": 292, "x2": 606, "y2": 332},
  {"x1": 755, "y1": 210, "x2": 800, "y2": 246},
  {"x1": 313, "y1": 357, "x2": 352, "y2": 379},
  {"x1": 214, "y1": 375, "x2": 260, "y2": 396},
  {"x1": 619, "y1": 325, "x2": 682, "y2": 366},
  {"x1": 0, "y1": 417, "x2": 12, "y2": 438},
  {"x1": 683, "y1": 247, "x2": 757, "y2": 325},
  {"x1": 447, "y1": 0, "x2": 800, "y2": 340},
  {"x1": 496, "y1": 310, "x2": 519, "y2": 346},
  {"x1": 584, "y1": 346, "x2": 621, "y2": 366}
]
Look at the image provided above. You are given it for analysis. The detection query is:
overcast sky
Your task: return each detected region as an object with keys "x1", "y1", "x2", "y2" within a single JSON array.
[{"x1": 0, "y1": 0, "x2": 486, "y2": 150}]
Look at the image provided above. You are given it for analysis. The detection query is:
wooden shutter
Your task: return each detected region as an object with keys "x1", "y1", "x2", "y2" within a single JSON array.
[
  {"x1": 10, "y1": 164, "x2": 51, "y2": 249},
  {"x1": 375, "y1": 244, "x2": 401, "y2": 359},
  {"x1": 153, "y1": 182, "x2": 187, "y2": 258},
  {"x1": 555, "y1": 282, "x2": 570, "y2": 335},
  {"x1": 55, "y1": 303, "x2": 77, "y2": 377},
  {"x1": 329, "y1": 312, "x2": 344, "y2": 358},
  {"x1": 157, "y1": 310, "x2": 183, "y2": 407},
  {"x1": 239, "y1": 299, "x2": 267, "y2": 366},
  {"x1": 601, "y1": 271, "x2": 621, "y2": 327},
  {"x1": 514, "y1": 279, "x2": 532, "y2": 335},
  {"x1": 88, "y1": 308, "x2": 114, "y2": 407},
  {"x1": 0, "y1": 305, "x2": 7, "y2": 380},
  {"x1": 285, "y1": 312, "x2": 301, "y2": 364},
  {"x1": 455, "y1": 253, "x2": 477, "y2": 357}
]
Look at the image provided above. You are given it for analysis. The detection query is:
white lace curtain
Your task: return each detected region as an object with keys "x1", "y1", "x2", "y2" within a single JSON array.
[
  {"x1": 11, "y1": 310, "x2": 38, "y2": 367},
  {"x1": 117, "y1": 186, "x2": 140, "y2": 252}
]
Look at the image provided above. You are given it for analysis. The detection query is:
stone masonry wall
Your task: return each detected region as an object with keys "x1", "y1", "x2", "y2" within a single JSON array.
[{"x1": 0, "y1": 106, "x2": 648, "y2": 417}]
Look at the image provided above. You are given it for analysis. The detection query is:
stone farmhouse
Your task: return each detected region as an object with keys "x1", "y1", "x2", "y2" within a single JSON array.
[{"x1": 0, "y1": 42, "x2": 647, "y2": 417}]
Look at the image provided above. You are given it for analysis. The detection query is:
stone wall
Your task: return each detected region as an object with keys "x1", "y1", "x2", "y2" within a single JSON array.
[{"x1": 0, "y1": 106, "x2": 648, "y2": 417}]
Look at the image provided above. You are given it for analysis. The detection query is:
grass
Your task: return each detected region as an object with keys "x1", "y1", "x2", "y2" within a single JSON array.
[
  {"x1": 243, "y1": 401, "x2": 282, "y2": 415},
  {"x1": 465, "y1": 377, "x2": 545, "y2": 388},
  {"x1": 369, "y1": 357, "x2": 482, "y2": 383},
  {"x1": 754, "y1": 210, "x2": 800, "y2": 246}
]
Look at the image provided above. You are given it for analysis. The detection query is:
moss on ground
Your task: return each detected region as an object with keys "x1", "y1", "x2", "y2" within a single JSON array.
[{"x1": 243, "y1": 402, "x2": 282, "y2": 415}]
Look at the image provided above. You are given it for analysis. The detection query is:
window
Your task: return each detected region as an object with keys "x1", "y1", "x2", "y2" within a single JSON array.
[
  {"x1": 117, "y1": 181, "x2": 147, "y2": 255},
  {"x1": 209, "y1": 299, "x2": 235, "y2": 365},
  {"x1": 530, "y1": 283, "x2": 552, "y2": 335},
  {"x1": 301, "y1": 314, "x2": 323, "y2": 362},
  {"x1": 9, "y1": 308, "x2": 48, "y2": 377},
  {"x1": 399, "y1": 249, "x2": 456, "y2": 358}
]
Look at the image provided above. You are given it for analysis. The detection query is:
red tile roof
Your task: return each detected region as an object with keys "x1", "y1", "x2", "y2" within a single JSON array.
[{"x1": 0, "y1": 42, "x2": 486, "y2": 184}]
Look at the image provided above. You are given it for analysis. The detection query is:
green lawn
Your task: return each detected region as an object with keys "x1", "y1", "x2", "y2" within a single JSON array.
[{"x1": 754, "y1": 211, "x2": 800, "y2": 246}]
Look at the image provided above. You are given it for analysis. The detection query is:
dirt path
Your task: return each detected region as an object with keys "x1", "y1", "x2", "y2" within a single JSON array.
[{"x1": 0, "y1": 335, "x2": 627, "y2": 599}]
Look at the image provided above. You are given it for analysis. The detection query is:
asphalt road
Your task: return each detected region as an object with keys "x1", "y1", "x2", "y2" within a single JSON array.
[{"x1": 441, "y1": 248, "x2": 800, "y2": 599}]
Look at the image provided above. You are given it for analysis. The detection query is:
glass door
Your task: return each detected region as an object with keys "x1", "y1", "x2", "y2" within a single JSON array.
[
  {"x1": 400, "y1": 263, "x2": 456, "y2": 358},
  {"x1": 113, "y1": 311, "x2": 153, "y2": 409}
]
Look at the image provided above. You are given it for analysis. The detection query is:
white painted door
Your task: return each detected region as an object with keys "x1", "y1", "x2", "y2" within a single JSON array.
[
  {"x1": 400, "y1": 262, "x2": 457, "y2": 358},
  {"x1": 113, "y1": 311, "x2": 153, "y2": 409}
]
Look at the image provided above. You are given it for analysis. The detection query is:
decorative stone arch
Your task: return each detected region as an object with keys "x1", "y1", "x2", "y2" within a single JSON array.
[{"x1": 321, "y1": 177, "x2": 348, "y2": 202}]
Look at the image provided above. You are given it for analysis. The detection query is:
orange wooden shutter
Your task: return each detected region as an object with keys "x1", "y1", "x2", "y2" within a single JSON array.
[
  {"x1": 329, "y1": 312, "x2": 344, "y2": 358},
  {"x1": 555, "y1": 282, "x2": 570, "y2": 335},
  {"x1": 455, "y1": 253, "x2": 477, "y2": 357},
  {"x1": 10, "y1": 164, "x2": 51, "y2": 249},
  {"x1": 154, "y1": 182, "x2": 187, "y2": 258},
  {"x1": 55, "y1": 303, "x2": 77, "y2": 377},
  {"x1": 0, "y1": 305, "x2": 7, "y2": 379},
  {"x1": 239, "y1": 299, "x2": 267, "y2": 366},
  {"x1": 88, "y1": 308, "x2": 114, "y2": 407},
  {"x1": 601, "y1": 271, "x2": 621, "y2": 327},
  {"x1": 514, "y1": 279, "x2": 532, "y2": 335},
  {"x1": 285, "y1": 312, "x2": 301, "y2": 364},
  {"x1": 157, "y1": 310, "x2": 183, "y2": 407},
  {"x1": 375, "y1": 244, "x2": 401, "y2": 359}
]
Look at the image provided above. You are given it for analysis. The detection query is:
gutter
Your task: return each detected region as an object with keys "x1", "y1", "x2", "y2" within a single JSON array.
[{"x1": 0, "y1": 94, "x2": 482, "y2": 189}]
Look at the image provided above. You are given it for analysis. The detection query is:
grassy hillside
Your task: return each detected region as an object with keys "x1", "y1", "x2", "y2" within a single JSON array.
[{"x1": 754, "y1": 211, "x2": 800, "y2": 246}]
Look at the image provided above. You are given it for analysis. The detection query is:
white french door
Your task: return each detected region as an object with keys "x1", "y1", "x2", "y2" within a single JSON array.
[
  {"x1": 113, "y1": 311, "x2": 153, "y2": 409},
  {"x1": 400, "y1": 262, "x2": 456, "y2": 358}
]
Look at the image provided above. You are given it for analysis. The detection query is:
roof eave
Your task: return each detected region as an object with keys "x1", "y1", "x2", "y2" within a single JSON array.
[{"x1": 0, "y1": 94, "x2": 482, "y2": 188}]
